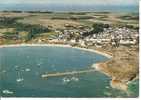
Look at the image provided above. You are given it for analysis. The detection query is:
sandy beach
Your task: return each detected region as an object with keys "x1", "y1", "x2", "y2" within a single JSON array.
[{"x1": 0, "y1": 44, "x2": 112, "y2": 59}]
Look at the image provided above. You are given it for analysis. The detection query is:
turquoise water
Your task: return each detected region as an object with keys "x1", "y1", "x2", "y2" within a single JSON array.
[{"x1": 0, "y1": 46, "x2": 139, "y2": 97}]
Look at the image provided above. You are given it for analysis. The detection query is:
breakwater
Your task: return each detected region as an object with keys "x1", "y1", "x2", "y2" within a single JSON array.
[{"x1": 41, "y1": 69, "x2": 96, "y2": 79}]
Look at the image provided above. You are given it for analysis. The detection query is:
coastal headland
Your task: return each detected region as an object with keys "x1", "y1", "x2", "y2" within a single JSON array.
[{"x1": 92, "y1": 45, "x2": 139, "y2": 91}]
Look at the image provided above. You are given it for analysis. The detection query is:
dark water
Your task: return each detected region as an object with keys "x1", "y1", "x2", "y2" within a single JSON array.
[
  {"x1": 0, "y1": 4, "x2": 139, "y2": 13},
  {"x1": 0, "y1": 46, "x2": 139, "y2": 97}
]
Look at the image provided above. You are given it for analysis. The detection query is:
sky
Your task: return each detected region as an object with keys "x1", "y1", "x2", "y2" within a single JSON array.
[{"x1": 0, "y1": 0, "x2": 139, "y2": 6}]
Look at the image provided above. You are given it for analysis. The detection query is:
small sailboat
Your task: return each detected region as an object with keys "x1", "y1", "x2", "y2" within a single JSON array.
[
  {"x1": 63, "y1": 77, "x2": 70, "y2": 83},
  {"x1": 16, "y1": 78, "x2": 24, "y2": 82},
  {"x1": 71, "y1": 77, "x2": 79, "y2": 82},
  {"x1": 2, "y1": 90, "x2": 14, "y2": 94},
  {"x1": 25, "y1": 68, "x2": 31, "y2": 72}
]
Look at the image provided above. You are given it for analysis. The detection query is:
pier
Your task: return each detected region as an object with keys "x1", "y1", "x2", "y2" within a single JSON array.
[{"x1": 41, "y1": 69, "x2": 96, "y2": 79}]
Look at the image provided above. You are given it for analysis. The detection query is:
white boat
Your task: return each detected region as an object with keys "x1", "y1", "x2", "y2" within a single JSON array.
[
  {"x1": 16, "y1": 78, "x2": 24, "y2": 82},
  {"x1": 2, "y1": 90, "x2": 14, "y2": 94},
  {"x1": 71, "y1": 77, "x2": 79, "y2": 82},
  {"x1": 63, "y1": 77, "x2": 70, "y2": 83},
  {"x1": 25, "y1": 68, "x2": 31, "y2": 72}
]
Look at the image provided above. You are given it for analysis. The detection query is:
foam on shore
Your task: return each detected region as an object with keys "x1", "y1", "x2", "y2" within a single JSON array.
[{"x1": 91, "y1": 63, "x2": 101, "y2": 70}]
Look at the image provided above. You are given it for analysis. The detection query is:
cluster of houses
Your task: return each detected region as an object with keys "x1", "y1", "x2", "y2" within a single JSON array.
[
  {"x1": 0, "y1": 22, "x2": 139, "y2": 48},
  {"x1": 47, "y1": 26, "x2": 139, "y2": 48},
  {"x1": 84, "y1": 27, "x2": 139, "y2": 47}
]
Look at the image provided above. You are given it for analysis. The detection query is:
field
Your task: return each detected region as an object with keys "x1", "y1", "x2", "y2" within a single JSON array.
[
  {"x1": 0, "y1": 12, "x2": 138, "y2": 29},
  {"x1": 15, "y1": 12, "x2": 139, "y2": 29}
]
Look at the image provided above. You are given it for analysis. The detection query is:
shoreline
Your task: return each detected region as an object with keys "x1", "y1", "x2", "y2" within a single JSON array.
[
  {"x1": 91, "y1": 63, "x2": 128, "y2": 91},
  {"x1": 92, "y1": 62, "x2": 138, "y2": 91},
  {"x1": 0, "y1": 43, "x2": 112, "y2": 59},
  {"x1": 92, "y1": 63, "x2": 112, "y2": 78},
  {"x1": 0, "y1": 43, "x2": 138, "y2": 91}
]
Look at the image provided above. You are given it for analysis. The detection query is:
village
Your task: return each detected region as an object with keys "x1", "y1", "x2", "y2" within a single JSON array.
[
  {"x1": 0, "y1": 11, "x2": 139, "y2": 49},
  {"x1": 33, "y1": 24, "x2": 139, "y2": 49},
  {"x1": 0, "y1": 22, "x2": 139, "y2": 49}
]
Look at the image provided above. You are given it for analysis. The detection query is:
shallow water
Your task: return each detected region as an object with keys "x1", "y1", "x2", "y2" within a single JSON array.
[{"x1": 0, "y1": 46, "x2": 139, "y2": 97}]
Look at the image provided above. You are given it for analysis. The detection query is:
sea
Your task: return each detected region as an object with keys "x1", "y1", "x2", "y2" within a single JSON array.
[
  {"x1": 0, "y1": 4, "x2": 139, "y2": 13},
  {"x1": 0, "y1": 46, "x2": 139, "y2": 97}
]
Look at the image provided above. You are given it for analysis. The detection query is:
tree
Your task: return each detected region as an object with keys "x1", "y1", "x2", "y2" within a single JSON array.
[{"x1": 92, "y1": 23, "x2": 109, "y2": 33}]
